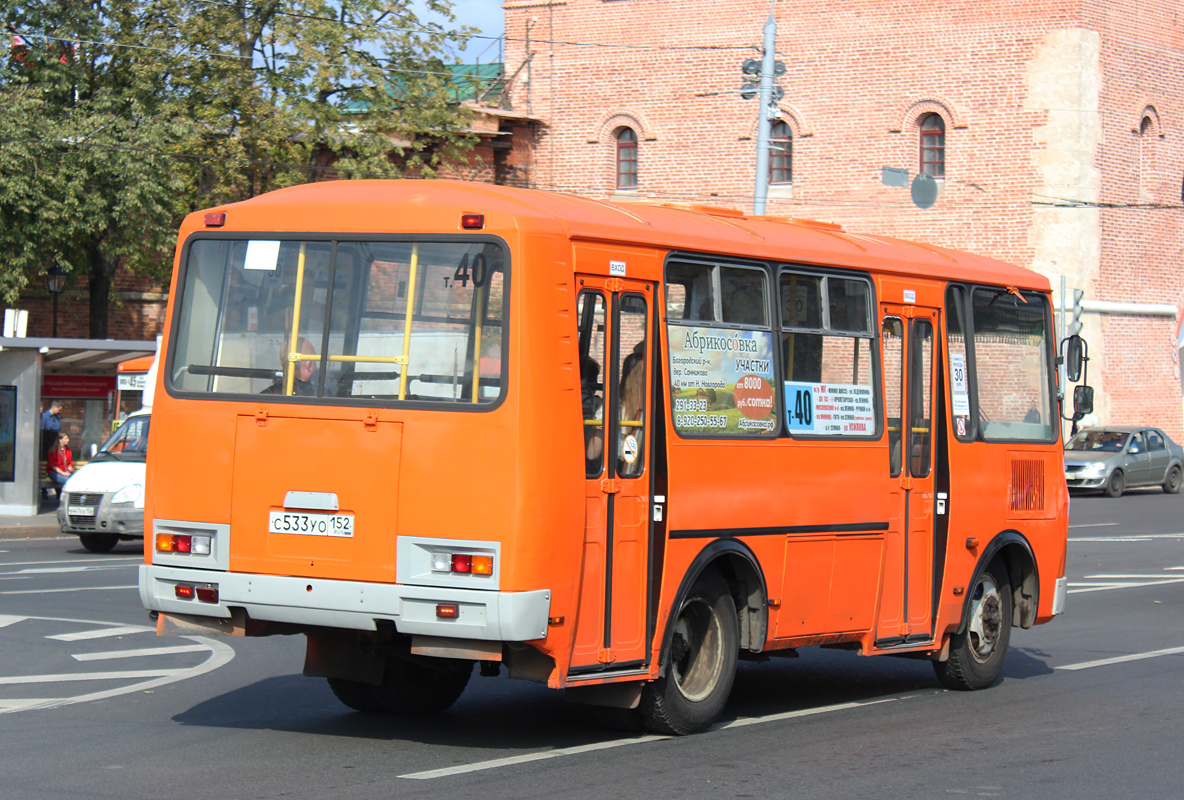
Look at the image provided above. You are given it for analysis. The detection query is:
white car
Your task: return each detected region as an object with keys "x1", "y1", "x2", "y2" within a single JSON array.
[{"x1": 58, "y1": 411, "x2": 149, "y2": 553}]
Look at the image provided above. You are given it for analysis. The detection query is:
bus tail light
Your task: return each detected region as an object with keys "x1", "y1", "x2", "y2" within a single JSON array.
[
  {"x1": 436, "y1": 603, "x2": 460, "y2": 619},
  {"x1": 175, "y1": 584, "x2": 194, "y2": 599},
  {"x1": 451, "y1": 554, "x2": 472, "y2": 573},
  {"x1": 430, "y1": 550, "x2": 494, "y2": 576},
  {"x1": 471, "y1": 556, "x2": 493, "y2": 575},
  {"x1": 156, "y1": 533, "x2": 212, "y2": 555},
  {"x1": 175, "y1": 535, "x2": 192, "y2": 553}
]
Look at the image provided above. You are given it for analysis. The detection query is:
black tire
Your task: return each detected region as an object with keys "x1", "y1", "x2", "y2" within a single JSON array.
[
  {"x1": 933, "y1": 560, "x2": 1012, "y2": 690},
  {"x1": 1104, "y1": 470, "x2": 1125, "y2": 498},
  {"x1": 1163, "y1": 466, "x2": 1182, "y2": 495},
  {"x1": 326, "y1": 677, "x2": 385, "y2": 713},
  {"x1": 370, "y1": 654, "x2": 473, "y2": 715},
  {"x1": 639, "y1": 570, "x2": 738, "y2": 735},
  {"x1": 79, "y1": 534, "x2": 119, "y2": 553}
]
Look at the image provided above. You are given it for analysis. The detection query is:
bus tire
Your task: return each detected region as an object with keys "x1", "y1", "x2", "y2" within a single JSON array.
[
  {"x1": 79, "y1": 534, "x2": 119, "y2": 553},
  {"x1": 1104, "y1": 470, "x2": 1125, "y2": 498},
  {"x1": 934, "y1": 560, "x2": 1012, "y2": 691},
  {"x1": 639, "y1": 570, "x2": 738, "y2": 735},
  {"x1": 1163, "y1": 466, "x2": 1182, "y2": 494},
  {"x1": 371, "y1": 655, "x2": 473, "y2": 715},
  {"x1": 326, "y1": 678, "x2": 385, "y2": 713}
]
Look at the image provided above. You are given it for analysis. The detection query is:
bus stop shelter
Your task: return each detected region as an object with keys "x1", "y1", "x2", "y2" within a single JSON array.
[{"x1": 0, "y1": 337, "x2": 157, "y2": 516}]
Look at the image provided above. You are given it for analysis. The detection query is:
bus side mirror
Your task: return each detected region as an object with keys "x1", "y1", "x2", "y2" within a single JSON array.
[
  {"x1": 1064, "y1": 334, "x2": 1085, "y2": 382},
  {"x1": 1072, "y1": 385, "x2": 1094, "y2": 421}
]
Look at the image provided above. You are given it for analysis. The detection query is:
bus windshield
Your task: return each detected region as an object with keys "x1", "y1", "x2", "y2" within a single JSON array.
[{"x1": 169, "y1": 238, "x2": 507, "y2": 406}]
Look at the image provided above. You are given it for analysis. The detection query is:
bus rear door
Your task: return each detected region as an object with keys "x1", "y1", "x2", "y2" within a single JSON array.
[
  {"x1": 570, "y1": 277, "x2": 654, "y2": 673},
  {"x1": 878, "y1": 304, "x2": 941, "y2": 645}
]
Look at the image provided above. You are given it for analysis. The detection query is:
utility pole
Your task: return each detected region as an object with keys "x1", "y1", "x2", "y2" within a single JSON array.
[{"x1": 752, "y1": 13, "x2": 778, "y2": 215}]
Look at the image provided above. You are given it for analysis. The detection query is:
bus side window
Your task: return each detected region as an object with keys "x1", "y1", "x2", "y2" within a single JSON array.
[
  {"x1": 883, "y1": 317, "x2": 905, "y2": 477},
  {"x1": 578, "y1": 292, "x2": 607, "y2": 477}
]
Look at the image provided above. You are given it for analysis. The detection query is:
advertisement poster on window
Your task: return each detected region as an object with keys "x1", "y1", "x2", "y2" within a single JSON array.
[
  {"x1": 0, "y1": 386, "x2": 15, "y2": 482},
  {"x1": 784, "y1": 380, "x2": 874, "y2": 435},
  {"x1": 667, "y1": 326, "x2": 777, "y2": 435}
]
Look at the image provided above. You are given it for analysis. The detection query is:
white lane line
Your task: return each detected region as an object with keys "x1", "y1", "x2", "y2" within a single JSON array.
[
  {"x1": 1071, "y1": 533, "x2": 1184, "y2": 542},
  {"x1": 73, "y1": 645, "x2": 209, "y2": 662},
  {"x1": 0, "y1": 668, "x2": 180, "y2": 685},
  {"x1": 1059, "y1": 646, "x2": 1184, "y2": 671},
  {"x1": 0, "y1": 558, "x2": 141, "y2": 568},
  {"x1": 1068, "y1": 522, "x2": 1119, "y2": 528},
  {"x1": 48, "y1": 625, "x2": 149, "y2": 642},
  {"x1": 1166, "y1": 566, "x2": 1184, "y2": 571},
  {"x1": 1084, "y1": 574, "x2": 1184, "y2": 579},
  {"x1": 399, "y1": 693, "x2": 921, "y2": 780},
  {"x1": 0, "y1": 615, "x2": 27, "y2": 628},
  {"x1": 0, "y1": 699, "x2": 55, "y2": 711},
  {"x1": 10, "y1": 565, "x2": 134, "y2": 575},
  {"x1": 1068, "y1": 577, "x2": 1184, "y2": 594},
  {"x1": 1, "y1": 585, "x2": 138, "y2": 595}
]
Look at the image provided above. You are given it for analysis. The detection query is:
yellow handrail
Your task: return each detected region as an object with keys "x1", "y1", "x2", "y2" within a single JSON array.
[
  {"x1": 283, "y1": 242, "x2": 307, "y2": 396},
  {"x1": 397, "y1": 244, "x2": 419, "y2": 401}
]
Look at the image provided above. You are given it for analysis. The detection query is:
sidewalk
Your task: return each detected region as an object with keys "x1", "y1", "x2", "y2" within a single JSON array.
[{"x1": 0, "y1": 495, "x2": 70, "y2": 540}]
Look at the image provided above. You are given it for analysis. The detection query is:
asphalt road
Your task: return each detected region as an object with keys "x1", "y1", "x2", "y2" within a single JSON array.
[{"x1": 1, "y1": 488, "x2": 1182, "y2": 799}]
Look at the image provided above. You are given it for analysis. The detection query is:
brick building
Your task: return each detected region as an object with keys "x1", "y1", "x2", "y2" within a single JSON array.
[{"x1": 501, "y1": 0, "x2": 1184, "y2": 439}]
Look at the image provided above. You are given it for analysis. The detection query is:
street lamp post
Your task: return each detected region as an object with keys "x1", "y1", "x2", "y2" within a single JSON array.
[{"x1": 47, "y1": 265, "x2": 67, "y2": 338}]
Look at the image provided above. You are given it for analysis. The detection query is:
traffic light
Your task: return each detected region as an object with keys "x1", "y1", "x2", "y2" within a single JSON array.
[{"x1": 1068, "y1": 288, "x2": 1084, "y2": 336}]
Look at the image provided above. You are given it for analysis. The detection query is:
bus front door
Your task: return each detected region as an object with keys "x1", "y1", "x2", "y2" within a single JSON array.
[
  {"x1": 877, "y1": 307, "x2": 940, "y2": 646},
  {"x1": 570, "y1": 278, "x2": 654, "y2": 673}
]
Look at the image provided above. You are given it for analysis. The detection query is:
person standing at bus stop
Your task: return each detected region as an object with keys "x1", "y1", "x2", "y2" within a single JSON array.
[{"x1": 40, "y1": 401, "x2": 63, "y2": 460}]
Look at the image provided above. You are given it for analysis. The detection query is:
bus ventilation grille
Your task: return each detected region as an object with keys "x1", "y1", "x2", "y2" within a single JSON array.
[{"x1": 1009, "y1": 459, "x2": 1045, "y2": 512}]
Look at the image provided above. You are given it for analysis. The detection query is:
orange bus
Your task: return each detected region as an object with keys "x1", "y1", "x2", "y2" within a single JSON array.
[{"x1": 141, "y1": 180, "x2": 1080, "y2": 734}]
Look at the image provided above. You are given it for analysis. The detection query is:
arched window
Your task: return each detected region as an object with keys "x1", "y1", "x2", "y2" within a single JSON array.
[
  {"x1": 920, "y1": 114, "x2": 945, "y2": 178},
  {"x1": 1140, "y1": 116, "x2": 1156, "y2": 199},
  {"x1": 770, "y1": 120, "x2": 793, "y2": 185},
  {"x1": 616, "y1": 128, "x2": 638, "y2": 189}
]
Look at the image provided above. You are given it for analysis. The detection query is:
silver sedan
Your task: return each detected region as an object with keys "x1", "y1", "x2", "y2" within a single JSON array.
[{"x1": 1064, "y1": 426, "x2": 1184, "y2": 497}]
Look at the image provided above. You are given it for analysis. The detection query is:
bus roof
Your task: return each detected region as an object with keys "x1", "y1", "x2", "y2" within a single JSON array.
[
  {"x1": 183, "y1": 180, "x2": 1050, "y2": 291},
  {"x1": 118, "y1": 355, "x2": 155, "y2": 373}
]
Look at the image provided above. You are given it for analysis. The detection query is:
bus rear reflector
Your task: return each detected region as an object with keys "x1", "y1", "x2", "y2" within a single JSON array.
[
  {"x1": 196, "y1": 585, "x2": 219, "y2": 603},
  {"x1": 436, "y1": 603, "x2": 460, "y2": 619},
  {"x1": 204, "y1": 212, "x2": 226, "y2": 227}
]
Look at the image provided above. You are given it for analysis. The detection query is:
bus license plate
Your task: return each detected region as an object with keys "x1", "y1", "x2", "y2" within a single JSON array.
[
  {"x1": 68, "y1": 506, "x2": 96, "y2": 517},
  {"x1": 268, "y1": 510, "x2": 354, "y2": 537}
]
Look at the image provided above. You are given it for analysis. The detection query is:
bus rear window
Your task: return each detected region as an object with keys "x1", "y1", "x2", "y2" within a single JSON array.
[{"x1": 169, "y1": 238, "x2": 507, "y2": 406}]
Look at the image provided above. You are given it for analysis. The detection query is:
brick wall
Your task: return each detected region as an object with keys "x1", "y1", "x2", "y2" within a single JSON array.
[{"x1": 504, "y1": 0, "x2": 1184, "y2": 439}]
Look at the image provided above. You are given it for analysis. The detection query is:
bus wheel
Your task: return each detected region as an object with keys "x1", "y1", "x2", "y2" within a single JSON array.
[
  {"x1": 1163, "y1": 466, "x2": 1182, "y2": 494},
  {"x1": 934, "y1": 560, "x2": 1012, "y2": 690},
  {"x1": 79, "y1": 534, "x2": 119, "y2": 553},
  {"x1": 1104, "y1": 470, "x2": 1125, "y2": 498},
  {"x1": 371, "y1": 655, "x2": 473, "y2": 715},
  {"x1": 639, "y1": 571, "x2": 738, "y2": 735},
  {"x1": 326, "y1": 678, "x2": 385, "y2": 713}
]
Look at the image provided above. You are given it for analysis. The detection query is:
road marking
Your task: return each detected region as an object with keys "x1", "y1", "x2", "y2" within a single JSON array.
[
  {"x1": 398, "y1": 693, "x2": 922, "y2": 780},
  {"x1": 1059, "y1": 646, "x2": 1184, "y2": 671},
  {"x1": 1068, "y1": 522, "x2": 1119, "y2": 528},
  {"x1": 73, "y1": 645, "x2": 208, "y2": 661},
  {"x1": 1084, "y1": 574, "x2": 1184, "y2": 579},
  {"x1": 1068, "y1": 577, "x2": 1184, "y2": 594},
  {"x1": 0, "y1": 558, "x2": 141, "y2": 568},
  {"x1": 0, "y1": 585, "x2": 138, "y2": 595},
  {"x1": 7, "y1": 565, "x2": 134, "y2": 576},
  {"x1": 1070, "y1": 533, "x2": 1184, "y2": 542},
  {"x1": 0, "y1": 668, "x2": 181, "y2": 685},
  {"x1": 0, "y1": 615, "x2": 235, "y2": 714},
  {"x1": 48, "y1": 625, "x2": 149, "y2": 642},
  {"x1": 0, "y1": 615, "x2": 26, "y2": 628}
]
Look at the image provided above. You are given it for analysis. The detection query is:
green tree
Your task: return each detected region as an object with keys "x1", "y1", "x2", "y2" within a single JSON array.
[{"x1": 2, "y1": 0, "x2": 476, "y2": 336}]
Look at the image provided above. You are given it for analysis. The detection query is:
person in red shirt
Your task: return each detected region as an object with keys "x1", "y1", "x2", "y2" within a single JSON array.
[{"x1": 47, "y1": 432, "x2": 75, "y2": 497}]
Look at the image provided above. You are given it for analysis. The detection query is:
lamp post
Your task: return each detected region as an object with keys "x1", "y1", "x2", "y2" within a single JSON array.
[{"x1": 47, "y1": 265, "x2": 67, "y2": 338}]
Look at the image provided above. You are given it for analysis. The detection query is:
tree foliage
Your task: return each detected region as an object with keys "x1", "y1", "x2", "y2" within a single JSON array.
[{"x1": 1, "y1": 0, "x2": 476, "y2": 336}]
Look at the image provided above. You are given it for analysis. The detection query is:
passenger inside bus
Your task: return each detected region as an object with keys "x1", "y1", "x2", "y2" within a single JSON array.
[
  {"x1": 581, "y1": 357, "x2": 604, "y2": 473},
  {"x1": 619, "y1": 342, "x2": 646, "y2": 477},
  {"x1": 261, "y1": 337, "x2": 318, "y2": 397}
]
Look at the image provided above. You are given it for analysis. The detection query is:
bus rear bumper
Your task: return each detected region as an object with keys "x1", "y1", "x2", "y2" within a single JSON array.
[{"x1": 139, "y1": 564, "x2": 551, "y2": 642}]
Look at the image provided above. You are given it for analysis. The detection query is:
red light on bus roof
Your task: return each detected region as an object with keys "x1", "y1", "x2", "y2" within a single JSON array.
[
  {"x1": 436, "y1": 603, "x2": 460, "y2": 619},
  {"x1": 204, "y1": 212, "x2": 226, "y2": 227},
  {"x1": 460, "y1": 214, "x2": 484, "y2": 230}
]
